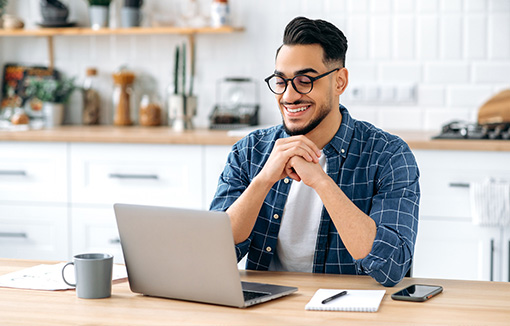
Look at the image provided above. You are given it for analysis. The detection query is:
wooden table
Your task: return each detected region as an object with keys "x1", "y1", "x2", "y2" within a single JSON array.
[{"x1": 1, "y1": 259, "x2": 509, "y2": 325}]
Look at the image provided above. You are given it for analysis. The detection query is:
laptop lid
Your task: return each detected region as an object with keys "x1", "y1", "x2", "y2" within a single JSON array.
[{"x1": 113, "y1": 204, "x2": 297, "y2": 308}]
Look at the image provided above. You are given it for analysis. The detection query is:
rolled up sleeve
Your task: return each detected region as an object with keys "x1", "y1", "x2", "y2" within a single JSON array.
[{"x1": 355, "y1": 145, "x2": 420, "y2": 287}]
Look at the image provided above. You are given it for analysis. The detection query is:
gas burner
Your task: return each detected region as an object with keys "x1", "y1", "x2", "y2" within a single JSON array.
[{"x1": 434, "y1": 121, "x2": 510, "y2": 140}]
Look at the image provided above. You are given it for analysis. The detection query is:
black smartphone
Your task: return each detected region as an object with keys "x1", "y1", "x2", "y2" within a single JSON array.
[{"x1": 391, "y1": 284, "x2": 443, "y2": 302}]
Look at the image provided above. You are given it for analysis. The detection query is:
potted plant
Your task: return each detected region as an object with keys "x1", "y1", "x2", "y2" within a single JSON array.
[
  {"x1": 121, "y1": 0, "x2": 143, "y2": 27},
  {"x1": 0, "y1": 0, "x2": 8, "y2": 27},
  {"x1": 25, "y1": 77, "x2": 76, "y2": 127},
  {"x1": 85, "y1": 0, "x2": 112, "y2": 30}
]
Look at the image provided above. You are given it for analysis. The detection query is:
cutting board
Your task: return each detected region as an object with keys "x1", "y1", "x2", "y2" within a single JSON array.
[{"x1": 478, "y1": 89, "x2": 510, "y2": 125}]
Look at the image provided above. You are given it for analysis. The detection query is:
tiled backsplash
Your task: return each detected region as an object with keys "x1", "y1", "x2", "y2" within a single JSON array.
[{"x1": 1, "y1": 0, "x2": 509, "y2": 131}]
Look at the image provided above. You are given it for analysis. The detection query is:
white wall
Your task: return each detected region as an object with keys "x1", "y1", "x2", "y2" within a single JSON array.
[{"x1": 1, "y1": 0, "x2": 509, "y2": 131}]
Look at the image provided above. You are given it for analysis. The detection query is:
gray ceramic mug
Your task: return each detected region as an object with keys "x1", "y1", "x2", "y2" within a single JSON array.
[{"x1": 62, "y1": 253, "x2": 113, "y2": 299}]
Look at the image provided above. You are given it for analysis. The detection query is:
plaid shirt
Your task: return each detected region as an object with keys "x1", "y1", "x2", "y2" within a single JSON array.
[{"x1": 210, "y1": 106, "x2": 420, "y2": 287}]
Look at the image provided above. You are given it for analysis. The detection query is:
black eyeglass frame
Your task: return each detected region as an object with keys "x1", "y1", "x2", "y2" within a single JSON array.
[{"x1": 264, "y1": 67, "x2": 341, "y2": 95}]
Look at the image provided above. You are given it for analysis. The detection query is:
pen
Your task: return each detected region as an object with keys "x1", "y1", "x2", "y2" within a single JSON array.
[{"x1": 321, "y1": 290, "x2": 348, "y2": 304}]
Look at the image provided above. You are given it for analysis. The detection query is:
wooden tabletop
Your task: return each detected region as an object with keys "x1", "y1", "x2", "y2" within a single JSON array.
[
  {"x1": 1, "y1": 125, "x2": 510, "y2": 151},
  {"x1": 0, "y1": 126, "x2": 243, "y2": 146},
  {"x1": 1, "y1": 259, "x2": 509, "y2": 325}
]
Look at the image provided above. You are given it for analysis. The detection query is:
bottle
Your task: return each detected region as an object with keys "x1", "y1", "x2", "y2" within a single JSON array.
[
  {"x1": 82, "y1": 68, "x2": 101, "y2": 125},
  {"x1": 211, "y1": 0, "x2": 229, "y2": 28}
]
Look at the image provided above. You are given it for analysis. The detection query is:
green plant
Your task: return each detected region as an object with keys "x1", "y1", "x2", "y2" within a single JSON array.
[
  {"x1": 124, "y1": 0, "x2": 143, "y2": 8},
  {"x1": 25, "y1": 77, "x2": 76, "y2": 103},
  {"x1": 0, "y1": 0, "x2": 8, "y2": 15},
  {"x1": 86, "y1": 0, "x2": 112, "y2": 6}
]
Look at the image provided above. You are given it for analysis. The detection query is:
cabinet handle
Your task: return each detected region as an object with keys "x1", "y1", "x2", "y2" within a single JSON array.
[
  {"x1": 490, "y1": 239, "x2": 494, "y2": 282},
  {"x1": 449, "y1": 182, "x2": 470, "y2": 188},
  {"x1": 109, "y1": 238, "x2": 121, "y2": 244},
  {"x1": 108, "y1": 173, "x2": 159, "y2": 180},
  {"x1": 0, "y1": 232, "x2": 28, "y2": 238},
  {"x1": 0, "y1": 170, "x2": 27, "y2": 176}
]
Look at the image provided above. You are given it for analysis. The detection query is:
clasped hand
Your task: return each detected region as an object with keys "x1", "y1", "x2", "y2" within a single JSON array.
[{"x1": 258, "y1": 135, "x2": 326, "y2": 188}]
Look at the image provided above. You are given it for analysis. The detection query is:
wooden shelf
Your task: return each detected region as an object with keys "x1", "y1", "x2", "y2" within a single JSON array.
[
  {"x1": 0, "y1": 25, "x2": 243, "y2": 69},
  {"x1": 0, "y1": 25, "x2": 243, "y2": 37}
]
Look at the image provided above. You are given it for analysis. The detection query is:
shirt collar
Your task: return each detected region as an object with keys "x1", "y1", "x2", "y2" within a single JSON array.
[{"x1": 324, "y1": 105, "x2": 354, "y2": 158}]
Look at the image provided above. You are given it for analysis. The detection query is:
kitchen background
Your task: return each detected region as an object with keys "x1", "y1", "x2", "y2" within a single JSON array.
[
  {"x1": 1, "y1": 0, "x2": 509, "y2": 131},
  {"x1": 1, "y1": 0, "x2": 510, "y2": 283}
]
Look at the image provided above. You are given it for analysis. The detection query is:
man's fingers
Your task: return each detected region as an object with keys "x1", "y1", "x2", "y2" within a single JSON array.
[
  {"x1": 274, "y1": 137, "x2": 321, "y2": 163},
  {"x1": 285, "y1": 165, "x2": 301, "y2": 182}
]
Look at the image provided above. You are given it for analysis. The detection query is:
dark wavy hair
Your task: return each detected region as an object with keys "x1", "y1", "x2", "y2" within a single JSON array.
[{"x1": 277, "y1": 16, "x2": 348, "y2": 67}]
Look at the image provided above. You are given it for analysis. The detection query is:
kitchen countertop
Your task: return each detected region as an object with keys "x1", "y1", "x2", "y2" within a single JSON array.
[{"x1": 1, "y1": 125, "x2": 510, "y2": 151}]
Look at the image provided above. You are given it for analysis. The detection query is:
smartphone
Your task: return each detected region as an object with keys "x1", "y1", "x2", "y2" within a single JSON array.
[{"x1": 391, "y1": 284, "x2": 443, "y2": 302}]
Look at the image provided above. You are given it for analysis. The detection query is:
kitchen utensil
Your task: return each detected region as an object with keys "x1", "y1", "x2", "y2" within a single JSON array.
[{"x1": 209, "y1": 77, "x2": 259, "y2": 129}]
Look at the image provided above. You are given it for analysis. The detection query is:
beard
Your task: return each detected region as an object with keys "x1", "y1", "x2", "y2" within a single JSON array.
[{"x1": 282, "y1": 101, "x2": 331, "y2": 136}]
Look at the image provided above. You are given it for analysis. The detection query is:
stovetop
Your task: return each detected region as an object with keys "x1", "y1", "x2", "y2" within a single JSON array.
[{"x1": 434, "y1": 121, "x2": 510, "y2": 140}]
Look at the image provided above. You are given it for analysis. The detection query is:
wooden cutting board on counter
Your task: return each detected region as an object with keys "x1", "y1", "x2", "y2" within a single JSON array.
[{"x1": 478, "y1": 89, "x2": 510, "y2": 125}]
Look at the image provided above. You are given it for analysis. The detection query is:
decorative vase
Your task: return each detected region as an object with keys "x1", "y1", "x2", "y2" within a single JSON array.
[
  {"x1": 42, "y1": 102, "x2": 65, "y2": 128},
  {"x1": 89, "y1": 5, "x2": 109, "y2": 30},
  {"x1": 121, "y1": 7, "x2": 141, "y2": 27}
]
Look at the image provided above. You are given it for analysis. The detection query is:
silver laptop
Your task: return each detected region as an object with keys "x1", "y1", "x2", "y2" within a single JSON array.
[{"x1": 113, "y1": 203, "x2": 298, "y2": 308}]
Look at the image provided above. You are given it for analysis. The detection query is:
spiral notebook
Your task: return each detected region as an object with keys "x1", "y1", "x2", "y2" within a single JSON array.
[{"x1": 305, "y1": 289, "x2": 385, "y2": 312}]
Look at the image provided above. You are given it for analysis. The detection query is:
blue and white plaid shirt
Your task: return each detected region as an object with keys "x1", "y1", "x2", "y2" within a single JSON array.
[{"x1": 210, "y1": 106, "x2": 420, "y2": 287}]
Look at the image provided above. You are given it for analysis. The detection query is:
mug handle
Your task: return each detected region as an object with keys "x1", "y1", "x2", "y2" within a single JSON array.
[{"x1": 62, "y1": 262, "x2": 76, "y2": 287}]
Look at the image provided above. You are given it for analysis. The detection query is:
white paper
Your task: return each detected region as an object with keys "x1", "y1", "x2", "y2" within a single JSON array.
[
  {"x1": 305, "y1": 289, "x2": 386, "y2": 312},
  {"x1": 0, "y1": 263, "x2": 128, "y2": 291}
]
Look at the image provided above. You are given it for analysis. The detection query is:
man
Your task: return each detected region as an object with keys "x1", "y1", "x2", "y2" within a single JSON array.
[{"x1": 210, "y1": 16, "x2": 420, "y2": 287}]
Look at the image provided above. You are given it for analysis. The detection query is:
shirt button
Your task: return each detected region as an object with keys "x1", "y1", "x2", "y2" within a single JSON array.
[
  {"x1": 341, "y1": 149, "x2": 345, "y2": 154},
  {"x1": 273, "y1": 214, "x2": 279, "y2": 220},
  {"x1": 266, "y1": 246, "x2": 272, "y2": 252},
  {"x1": 284, "y1": 178, "x2": 290, "y2": 184}
]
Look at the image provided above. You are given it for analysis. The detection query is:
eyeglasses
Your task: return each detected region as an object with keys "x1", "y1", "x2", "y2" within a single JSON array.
[{"x1": 264, "y1": 68, "x2": 340, "y2": 95}]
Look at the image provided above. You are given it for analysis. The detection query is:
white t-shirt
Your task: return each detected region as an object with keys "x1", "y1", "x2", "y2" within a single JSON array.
[{"x1": 268, "y1": 152, "x2": 327, "y2": 272}]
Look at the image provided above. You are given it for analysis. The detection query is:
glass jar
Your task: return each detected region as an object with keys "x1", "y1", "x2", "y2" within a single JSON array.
[
  {"x1": 139, "y1": 94, "x2": 162, "y2": 127},
  {"x1": 211, "y1": 0, "x2": 229, "y2": 27},
  {"x1": 10, "y1": 107, "x2": 30, "y2": 125},
  {"x1": 83, "y1": 67, "x2": 100, "y2": 125}
]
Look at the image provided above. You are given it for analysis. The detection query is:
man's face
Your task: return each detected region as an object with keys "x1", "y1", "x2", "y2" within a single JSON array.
[{"x1": 274, "y1": 44, "x2": 337, "y2": 136}]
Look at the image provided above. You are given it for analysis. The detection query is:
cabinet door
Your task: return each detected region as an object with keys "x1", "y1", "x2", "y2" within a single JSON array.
[
  {"x1": 413, "y1": 218, "x2": 501, "y2": 281},
  {"x1": 0, "y1": 204, "x2": 69, "y2": 260},
  {"x1": 203, "y1": 145, "x2": 232, "y2": 209},
  {"x1": 71, "y1": 207, "x2": 124, "y2": 264},
  {"x1": 414, "y1": 150, "x2": 510, "y2": 219},
  {"x1": 70, "y1": 143, "x2": 203, "y2": 209},
  {"x1": 502, "y1": 227, "x2": 510, "y2": 283},
  {"x1": 0, "y1": 142, "x2": 67, "y2": 204}
]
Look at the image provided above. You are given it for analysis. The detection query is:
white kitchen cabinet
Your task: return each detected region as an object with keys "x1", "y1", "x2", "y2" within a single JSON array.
[
  {"x1": 0, "y1": 141, "x2": 69, "y2": 260},
  {"x1": 413, "y1": 218, "x2": 501, "y2": 281},
  {"x1": 0, "y1": 204, "x2": 69, "y2": 260},
  {"x1": 69, "y1": 143, "x2": 210, "y2": 262},
  {"x1": 70, "y1": 143, "x2": 204, "y2": 209},
  {"x1": 203, "y1": 145, "x2": 232, "y2": 209},
  {"x1": 0, "y1": 142, "x2": 67, "y2": 204},
  {"x1": 502, "y1": 227, "x2": 510, "y2": 282},
  {"x1": 71, "y1": 207, "x2": 124, "y2": 264},
  {"x1": 413, "y1": 150, "x2": 510, "y2": 282},
  {"x1": 415, "y1": 150, "x2": 510, "y2": 219}
]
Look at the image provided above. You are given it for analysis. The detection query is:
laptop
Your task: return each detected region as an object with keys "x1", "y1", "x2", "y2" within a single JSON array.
[{"x1": 113, "y1": 203, "x2": 298, "y2": 308}]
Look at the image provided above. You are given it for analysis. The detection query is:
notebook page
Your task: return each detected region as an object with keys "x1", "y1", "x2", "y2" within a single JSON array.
[{"x1": 305, "y1": 289, "x2": 386, "y2": 312}]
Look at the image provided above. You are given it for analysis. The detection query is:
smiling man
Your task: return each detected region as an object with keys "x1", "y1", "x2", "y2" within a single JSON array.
[{"x1": 210, "y1": 17, "x2": 420, "y2": 287}]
